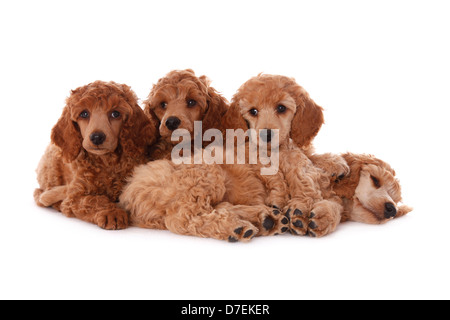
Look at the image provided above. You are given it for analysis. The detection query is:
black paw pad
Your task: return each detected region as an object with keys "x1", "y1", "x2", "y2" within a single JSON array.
[
  {"x1": 228, "y1": 236, "x2": 238, "y2": 243},
  {"x1": 308, "y1": 231, "x2": 317, "y2": 238},
  {"x1": 285, "y1": 210, "x2": 291, "y2": 219},
  {"x1": 293, "y1": 209, "x2": 303, "y2": 216},
  {"x1": 243, "y1": 230, "x2": 254, "y2": 238},
  {"x1": 281, "y1": 227, "x2": 289, "y2": 233},
  {"x1": 308, "y1": 221, "x2": 317, "y2": 229},
  {"x1": 281, "y1": 217, "x2": 289, "y2": 225},
  {"x1": 293, "y1": 220, "x2": 303, "y2": 229},
  {"x1": 234, "y1": 227, "x2": 243, "y2": 235},
  {"x1": 263, "y1": 217, "x2": 275, "y2": 230},
  {"x1": 309, "y1": 212, "x2": 315, "y2": 218},
  {"x1": 273, "y1": 209, "x2": 281, "y2": 215}
]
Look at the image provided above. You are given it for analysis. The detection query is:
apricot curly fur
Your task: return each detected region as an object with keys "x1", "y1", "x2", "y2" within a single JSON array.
[
  {"x1": 34, "y1": 81, "x2": 158, "y2": 230},
  {"x1": 223, "y1": 74, "x2": 346, "y2": 237},
  {"x1": 143, "y1": 69, "x2": 229, "y2": 160}
]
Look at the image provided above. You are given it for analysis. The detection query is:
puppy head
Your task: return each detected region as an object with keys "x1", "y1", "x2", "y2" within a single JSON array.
[
  {"x1": 335, "y1": 153, "x2": 412, "y2": 224},
  {"x1": 226, "y1": 74, "x2": 324, "y2": 148},
  {"x1": 144, "y1": 69, "x2": 228, "y2": 144},
  {"x1": 52, "y1": 81, "x2": 158, "y2": 162}
]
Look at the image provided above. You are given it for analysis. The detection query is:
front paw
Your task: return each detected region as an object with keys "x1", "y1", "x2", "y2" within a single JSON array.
[
  {"x1": 96, "y1": 208, "x2": 129, "y2": 230},
  {"x1": 284, "y1": 200, "x2": 311, "y2": 236},
  {"x1": 228, "y1": 221, "x2": 259, "y2": 243},
  {"x1": 306, "y1": 201, "x2": 341, "y2": 238},
  {"x1": 259, "y1": 206, "x2": 290, "y2": 236},
  {"x1": 329, "y1": 156, "x2": 350, "y2": 182}
]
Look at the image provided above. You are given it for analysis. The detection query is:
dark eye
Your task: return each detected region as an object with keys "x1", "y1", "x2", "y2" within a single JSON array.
[
  {"x1": 370, "y1": 175, "x2": 381, "y2": 188},
  {"x1": 160, "y1": 102, "x2": 167, "y2": 109},
  {"x1": 111, "y1": 111, "x2": 121, "y2": 119},
  {"x1": 79, "y1": 111, "x2": 89, "y2": 119},
  {"x1": 277, "y1": 105, "x2": 287, "y2": 113},
  {"x1": 249, "y1": 108, "x2": 258, "y2": 116},
  {"x1": 187, "y1": 99, "x2": 197, "y2": 107}
]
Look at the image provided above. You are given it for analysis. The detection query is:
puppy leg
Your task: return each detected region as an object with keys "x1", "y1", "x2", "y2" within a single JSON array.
[
  {"x1": 34, "y1": 189, "x2": 45, "y2": 208},
  {"x1": 280, "y1": 148, "x2": 322, "y2": 235},
  {"x1": 305, "y1": 197, "x2": 344, "y2": 237},
  {"x1": 165, "y1": 205, "x2": 259, "y2": 243},
  {"x1": 215, "y1": 203, "x2": 290, "y2": 236},
  {"x1": 308, "y1": 152, "x2": 350, "y2": 181},
  {"x1": 61, "y1": 193, "x2": 128, "y2": 229},
  {"x1": 258, "y1": 171, "x2": 290, "y2": 211},
  {"x1": 36, "y1": 185, "x2": 67, "y2": 207}
]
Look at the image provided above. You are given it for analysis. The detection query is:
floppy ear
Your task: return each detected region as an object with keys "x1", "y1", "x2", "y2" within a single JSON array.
[
  {"x1": 120, "y1": 101, "x2": 159, "y2": 157},
  {"x1": 287, "y1": 82, "x2": 324, "y2": 148},
  {"x1": 332, "y1": 153, "x2": 364, "y2": 199},
  {"x1": 220, "y1": 100, "x2": 248, "y2": 133},
  {"x1": 51, "y1": 105, "x2": 82, "y2": 162},
  {"x1": 198, "y1": 76, "x2": 230, "y2": 146}
]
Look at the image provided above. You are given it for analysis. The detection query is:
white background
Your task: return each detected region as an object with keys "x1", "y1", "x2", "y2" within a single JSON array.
[{"x1": 1, "y1": 0, "x2": 449, "y2": 300}]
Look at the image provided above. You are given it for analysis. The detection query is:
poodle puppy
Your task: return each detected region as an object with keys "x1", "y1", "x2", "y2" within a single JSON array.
[
  {"x1": 120, "y1": 157, "x2": 291, "y2": 242},
  {"x1": 222, "y1": 74, "x2": 348, "y2": 237},
  {"x1": 333, "y1": 153, "x2": 412, "y2": 224},
  {"x1": 143, "y1": 69, "x2": 229, "y2": 160},
  {"x1": 289, "y1": 152, "x2": 412, "y2": 235},
  {"x1": 34, "y1": 81, "x2": 158, "y2": 230}
]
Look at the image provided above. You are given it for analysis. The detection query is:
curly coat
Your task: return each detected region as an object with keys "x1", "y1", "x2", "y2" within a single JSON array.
[
  {"x1": 221, "y1": 74, "x2": 350, "y2": 237},
  {"x1": 34, "y1": 81, "x2": 158, "y2": 230},
  {"x1": 120, "y1": 74, "x2": 342, "y2": 242},
  {"x1": 144, "y1": 69, "x2": 229, "y2": 160}
]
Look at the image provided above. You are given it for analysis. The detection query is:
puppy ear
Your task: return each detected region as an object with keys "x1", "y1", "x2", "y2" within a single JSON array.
[
  {"x1": 120, "y1": 103, "x2": 159, "y2": 157},
  {"x1": 220, "y1": 100, "x2": 248, "y2": 133},
  {"x1": 199, "y1": 78, "x2": 229, "y2": 140},
  {"x1": 332, "y1": 153, "x2": 364, "y2": 199},
  {"x1": 120, "y1": 86, "x2": 159, "y2": 157},
  {"x1": 287, "y1": 82, "x2": 324, "y2": 148},
  {"x1": 51, "y1": 105, "x2": 82, "y2": 162}
]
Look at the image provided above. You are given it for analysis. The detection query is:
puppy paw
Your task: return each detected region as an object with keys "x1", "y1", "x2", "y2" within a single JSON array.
[
  {"x1": 284, "y1": 200, "x2": 311, "y2": 236},
  {"x1": 228, "y1": 222, "x2": 259, "y2": 243},
  {"x1": 258, "y1": 206, "x2": 290, "y2": 236},
  {"x1": 306, "y1": 202, "x2": 341, "y2": 237},
  {"x1": 288, "y1": 208, "x2": 309, "y2": 236},
  {"x1": 329, "y1": 156, "x2": 350, "y2": 182},
  {"x1": 96, "y1": 208, "x2": 129, "y2": 230}
]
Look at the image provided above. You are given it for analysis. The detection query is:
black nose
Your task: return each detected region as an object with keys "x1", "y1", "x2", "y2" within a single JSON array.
[
  {"x1": 90, "y1": 132, "x2": 106, "y2": 146},
  {"x1": 165, "y1": 117, "x2": 181, "y2": 131},
  {"x1": 260, "y1": 129, "x2": 273, "y2": 142},
  {"x1": 384, "y1": 202, "x2": 397, "y2": 219}
]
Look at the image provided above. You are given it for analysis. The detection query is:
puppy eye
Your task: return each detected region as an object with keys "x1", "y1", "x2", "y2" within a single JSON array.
[
  {"x1": 160, "y1": 102, "x2": 167, "y2": 109},
  {"x1": 111, "y1": 111, "x2": 121, "y2": 119},
  {"x1": 249, "y1": 108, "x2": 258, "y2": 116},
  {"x1": 370, "y1": 175, "x2": 381, "y2": 188},
  {"x1": 79, "y1": 111, "x2": 89, "y2": 119},
  {"x1": 187, "y1": 99, "x2": 197, "y2": 108},
  {"x1": 277, "y1": 105, "x2": 287, "y2": 113}
]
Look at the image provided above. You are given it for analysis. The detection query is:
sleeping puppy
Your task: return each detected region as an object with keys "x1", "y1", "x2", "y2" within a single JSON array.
[
  {"x1": 34, "y1": 81, "x2": 158, "y2": 230},
  {"x1": 334, "y1": 153, "x2": 412, "y2": 224},
  {"x1": 289, "y1": 152, "x2": 413, "y2": 235},
  {"x1": 143, "y1": 69, "x2": 229, "y2": 160}
]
